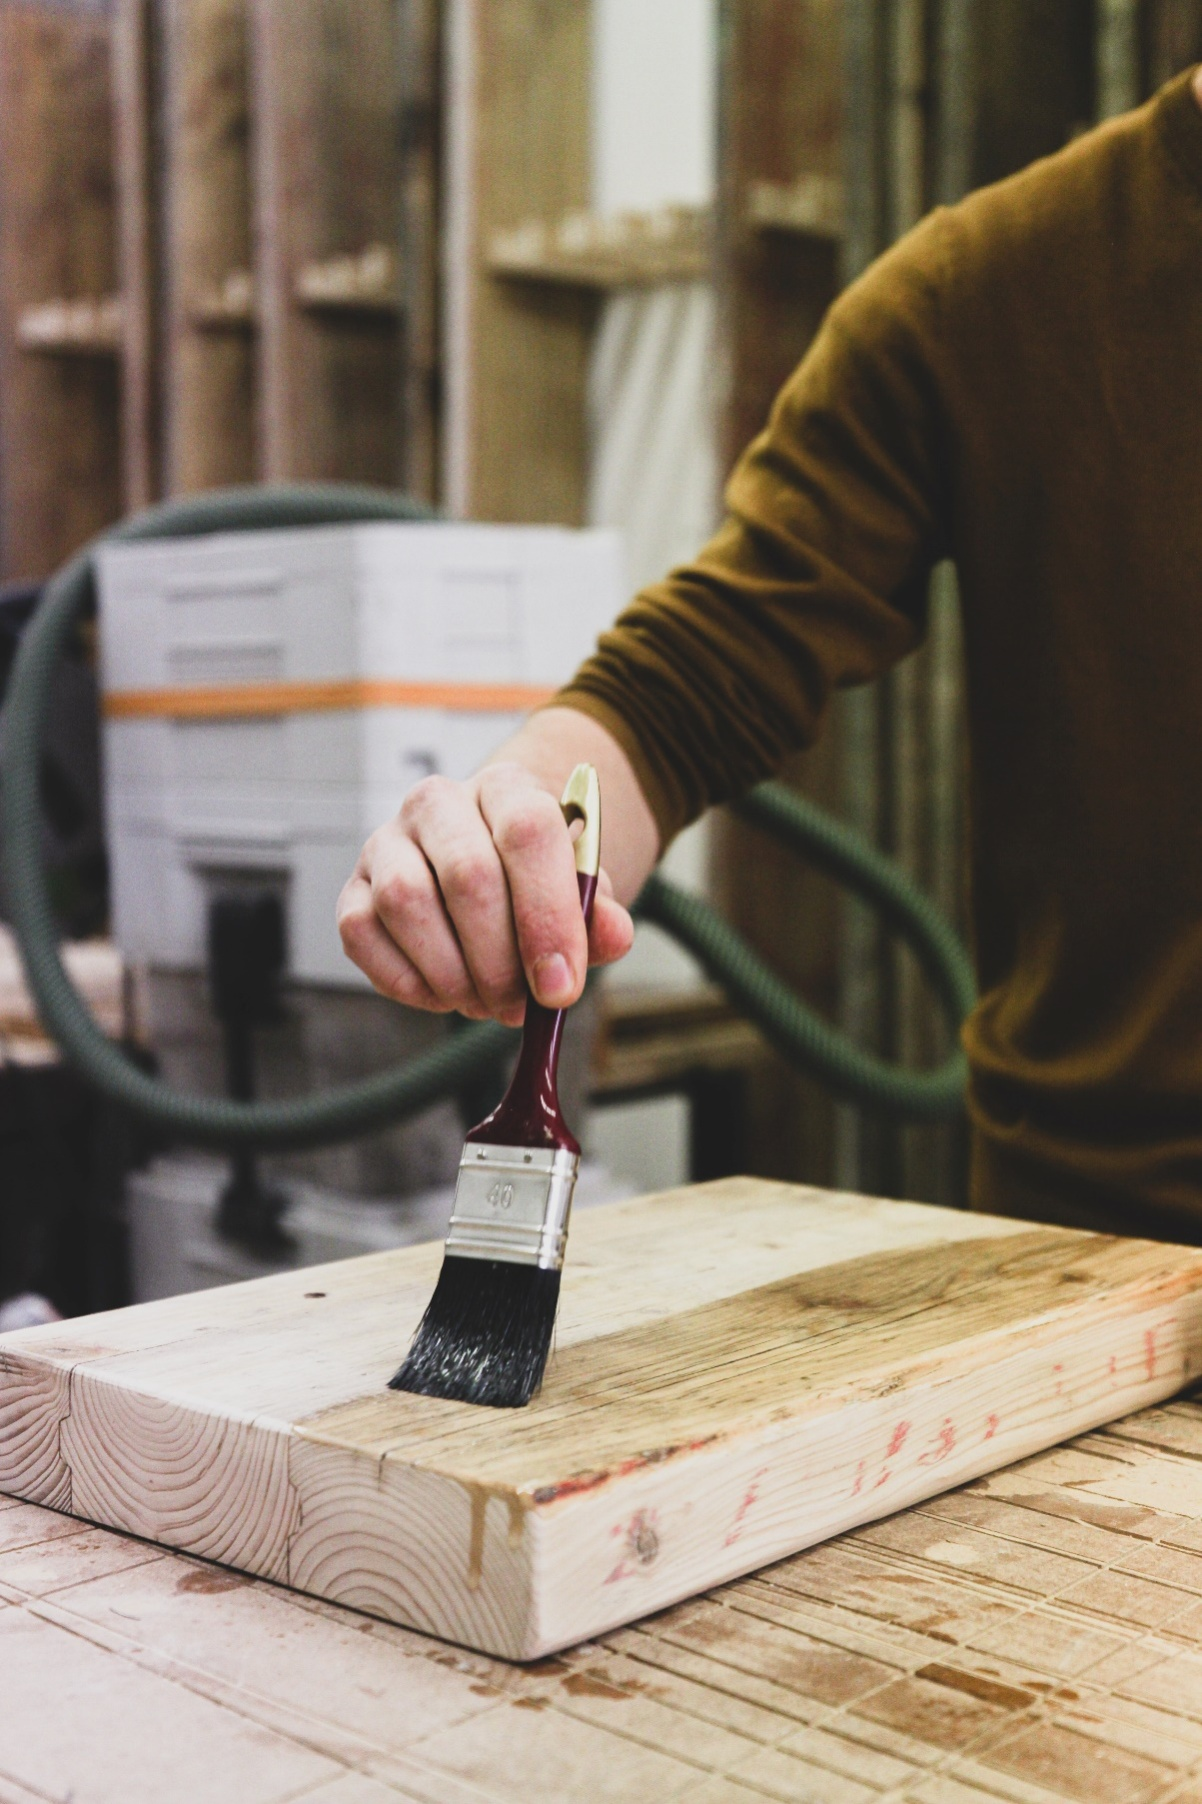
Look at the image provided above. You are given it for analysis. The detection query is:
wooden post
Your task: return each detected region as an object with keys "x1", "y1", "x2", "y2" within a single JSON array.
[
  {"x1": 251, "y1": 0, "x2": 404, "y2": 485},
  {"x1": 158, "y1": 0, "x2": 257, "y2": 495},
  {"x1": 1144, "y1": 0, "x2": 1202, "y2": 90},
  {"x1": 397, "y1": 0, "x2": 442, "y2": 505},
  {"x1": 443, "y1": 0, "x2": 593, "y2": 524},
  {"x1": 0, "y1": 2, "x2": 121, "y2": 581},
  {"x1": 711, "y1": 0, "x2": 845, "y2": 1188},
  {"x1": 113, "y1": 0, "x2": 160, "y2": 510}
]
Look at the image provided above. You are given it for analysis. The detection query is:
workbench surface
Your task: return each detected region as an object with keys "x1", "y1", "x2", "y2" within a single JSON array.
[{"x1": 7, "y1": 1396, "x2": 1202, "y2": 1802}]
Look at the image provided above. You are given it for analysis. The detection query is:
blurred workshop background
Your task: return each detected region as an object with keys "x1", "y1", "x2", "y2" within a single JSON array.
[{"x1": 0, "y1": 0, "x2": 1195, "y2": 1325}]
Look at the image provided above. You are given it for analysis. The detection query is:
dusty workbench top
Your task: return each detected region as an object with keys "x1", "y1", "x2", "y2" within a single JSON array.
[{"x1": 6, "y1": 1396, "x2": 1202, "y2": 1802}]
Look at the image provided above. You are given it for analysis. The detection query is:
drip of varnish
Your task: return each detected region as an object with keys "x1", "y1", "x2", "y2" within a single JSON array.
[{"x1": 464, "y1": 1482, "x2": 528, "y2": 1590}]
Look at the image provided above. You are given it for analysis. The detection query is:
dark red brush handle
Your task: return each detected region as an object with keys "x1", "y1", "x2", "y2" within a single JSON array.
[{"x1": 466, "y1": 869, "x2": 598, "y2": 1155}]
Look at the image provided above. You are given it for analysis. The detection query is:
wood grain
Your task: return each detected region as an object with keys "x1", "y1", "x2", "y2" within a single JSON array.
[
  {"x1": 5, "y1": 1180, "x2": 1202, "y2": 1665},
  {"x1": 160, "y1": 0, "x2": 257, "y2": 494},
  {"x1": 113, "y1": 0, "x2": 160, "y2": 510},
  {"x1": 713, "y1": 1, "x2": 848, "y2": 1197},
  {"x1": 0, "y1": 2, "x2": 121, "y2": 581},
  {"x1": 445, "y1": 0, "x2": 594, "y2": 525},
  {"x1": 16, "y1": 1390, "x2": 1202, "y2": 1796},
  {"x1": 251, "y1": 0, "x2": 403, "y2": 486}
]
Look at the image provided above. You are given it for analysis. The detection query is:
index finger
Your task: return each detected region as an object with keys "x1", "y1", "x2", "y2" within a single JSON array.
[{"x1": 477, "y1": 770, "x2": 587, "y2": 1009}]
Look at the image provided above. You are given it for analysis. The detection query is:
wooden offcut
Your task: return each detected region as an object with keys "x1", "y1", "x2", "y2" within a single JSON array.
[{"x1": 4, "y1": 1180, "x2": 1202, "y2": 1662}]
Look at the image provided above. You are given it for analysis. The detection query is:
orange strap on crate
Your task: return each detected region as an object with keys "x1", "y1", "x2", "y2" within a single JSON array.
[{"x1": 101, "y1": 678, "x2": 556, "y2": 720}]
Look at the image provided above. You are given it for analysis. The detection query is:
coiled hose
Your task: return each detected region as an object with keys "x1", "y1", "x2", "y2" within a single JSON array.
[{"x1": 0, "y1": 483, "x2": 975, "y2": 1149}]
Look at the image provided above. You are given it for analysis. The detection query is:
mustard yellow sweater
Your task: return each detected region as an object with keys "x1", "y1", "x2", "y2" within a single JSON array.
[{"x1": 558, "y1": 69, "x2": 1202, "y2": 1237}]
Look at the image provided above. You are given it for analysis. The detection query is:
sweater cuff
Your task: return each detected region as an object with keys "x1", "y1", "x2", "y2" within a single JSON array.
[{"x1": 545, "y1": 684, "x2": 686, "y2": 851}]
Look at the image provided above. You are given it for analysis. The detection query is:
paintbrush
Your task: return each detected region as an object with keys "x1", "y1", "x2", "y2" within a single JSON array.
[{"x1": 390, "y1": 763, "x2": 601, "y2": 1408}]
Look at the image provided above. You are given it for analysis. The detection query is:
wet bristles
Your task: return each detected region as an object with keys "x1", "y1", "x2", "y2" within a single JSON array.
[{"x1": 390, "y1": 1255, "x2": 561, "y2": 1408}]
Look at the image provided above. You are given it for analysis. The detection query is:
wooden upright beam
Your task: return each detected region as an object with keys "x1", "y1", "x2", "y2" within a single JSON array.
[
  {"x1": 0, "y1": 3, "x2": 121, "y2": 581},
  {"x1": 397, "y1": 0, "x2": 442, "y2": 505},
  {"x1": 160, "y1": 0, "x2": 257, "y2": 494},
  {"x1": 711, "y1": 0, "x2": 845, "y2": 1190},
  {"x1": 444, "y1": 0, "x2": 593, "y2": 524},
  {"x1": 113, "y1": 0, "x2": 160, "y2": 511},
  {"x1": 251, "y1": 0, "x2": 404, "y2": 486}
]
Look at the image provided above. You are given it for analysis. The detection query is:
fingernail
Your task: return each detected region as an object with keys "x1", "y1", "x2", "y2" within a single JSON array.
[{"x1": 532, "y1": 953, "x2": 572, "y2": 1003}]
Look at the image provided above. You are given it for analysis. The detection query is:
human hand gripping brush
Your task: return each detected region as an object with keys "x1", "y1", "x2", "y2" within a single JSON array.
[{"x1": 390, "y1": 764, "x2": 601, "y2": 1408}]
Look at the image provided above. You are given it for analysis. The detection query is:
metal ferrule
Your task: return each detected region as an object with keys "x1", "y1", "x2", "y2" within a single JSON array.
[{"x1": 447, "y1": 1141, "x2": 580, "y2": 1269}]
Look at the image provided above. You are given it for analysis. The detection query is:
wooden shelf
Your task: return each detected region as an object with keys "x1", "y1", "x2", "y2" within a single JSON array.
[
  {"x1": 295, "y1": 242, "x2": 400, "y2": 314},
  {"x1": 489, "y1": 204, "x2": 710, "y2": 289},
  {"x1": 0, "y1": 927, "x2": 129, "y2": 1064},
  {"x1": 16, "y1": 294, "x2": 123, "y2": 356},
  {"x1": 592, "y1": 984, "x2": 766, "y2": 1097},
  {"x1": 189, "y1": 268, "x2": 256, "y2": 332},
  {"x1": 745, "y1": 173, "x2": 844, "y2": 242}
]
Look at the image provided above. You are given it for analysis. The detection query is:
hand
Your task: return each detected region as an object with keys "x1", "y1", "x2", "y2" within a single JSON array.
[{"x1": 337, "y1": 761, "x2": 635, "y2": 1024}]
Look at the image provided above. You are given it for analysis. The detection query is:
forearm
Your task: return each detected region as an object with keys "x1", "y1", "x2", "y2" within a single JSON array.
[{"x1": 485, "y1": 705, "x2": 661, "y2": 905}]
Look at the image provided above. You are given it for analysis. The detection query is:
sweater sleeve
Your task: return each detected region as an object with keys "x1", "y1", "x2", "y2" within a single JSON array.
[{"x1": 552, "y1": 208, "x2": 956, "y2": 846}]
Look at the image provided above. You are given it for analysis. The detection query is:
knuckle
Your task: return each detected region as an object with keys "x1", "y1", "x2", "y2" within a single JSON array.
[
  {"x1": 387, "y1": 968, "x2": 431, "y2": 1009},
  {"x1": 373, "y1": 868, "x2": 421, "y2": 923},
  {"x1": 440, "y1": 850, "x2": 497, "y2": 908},
  {"x1": 399, "y1": 773, "x2": 455, "y2": 827},
  {"x1": 493, "y1": 797, "x2": 559, "y2": 861},
  {"x1": 474, "y1": 962, "x2": 523, "y2": 1009},
  {"x1": 336, "y1": 898, "x2": 373, "y2": 954}
]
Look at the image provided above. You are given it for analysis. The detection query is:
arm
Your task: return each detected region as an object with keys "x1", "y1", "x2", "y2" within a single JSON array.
[
  {"x1": 336, "y1": 707, "x2": 658, "y2": 1023},
  {"x1": 340, "y1": 208, "x2": 953, "y2": 1019}
]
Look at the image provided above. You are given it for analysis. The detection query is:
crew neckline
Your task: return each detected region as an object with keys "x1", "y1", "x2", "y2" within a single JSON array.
[{"x1": 1158, "y1": 65, "x2": 1202, "y2": 195}]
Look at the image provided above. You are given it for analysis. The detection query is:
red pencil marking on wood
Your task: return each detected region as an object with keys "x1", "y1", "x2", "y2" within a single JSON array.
[
  {"x1": 885, "y1": 1421, "x2": 911, "y2": 1459},
  {"x1": 1145, "y1": 1328, "x2": 1157, "y2": 1380},
  {"x1": 532, "y1": 1436, "x2": 718, "y2": 1505},
  {"x1": 851, "y1": 1460, "x2": 866, "y2": 1497},
  {"x1": 604, "y1": 1509, "x2": 661, "y2": 1584},
  {"x1": 1108, "y1": 1355, "x2": 1117, "y2": 1376},
  {"x1": 919, "y1": 1420, "x2": 956, "y2": 1465},
  {"x1": 724, "y1": 1468, "x2": 768, "y2": 1547},
  {"x1": 984, "y1": 1413, "x2": 999, "y2": 1441}
]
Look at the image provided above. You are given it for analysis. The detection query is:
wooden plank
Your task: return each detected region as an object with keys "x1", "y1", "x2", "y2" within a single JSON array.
[
  {"x1": 159, "y1": 0, "x2": 257, "y2": 494},
  {"x1": 712, "y1": 0, "x2": 846, "y2": 1193},
  {"x1": 251, "y1": 0, "x2": 403, "y2": 485},
  {"x1": 444, "y1": 0, "x2": 593, "y2": 524},
  {"x1": 0, "y1": 2, "x2": 121, "y2": 582},
  {"x1": 5, "y1": 1179, "x2": 1202, "y2": 1662},
  {"x1": 16, "y1": 1388, "x2": 1202, "y2": 1795},
  {"x1": 397, "y1": 0, "x2": 441, "y2": 506},
  {"x1": 113, "y1": 0, "x2": 159, "y2": 510},
  {"x1": 488, "y1": 206, "x2": 711, "y2": 289}
]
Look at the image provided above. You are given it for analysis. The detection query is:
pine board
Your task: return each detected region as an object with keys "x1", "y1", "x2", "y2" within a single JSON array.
[{"x1": 3, "y1": 1179, "x2": 1202, "y2": 1661}]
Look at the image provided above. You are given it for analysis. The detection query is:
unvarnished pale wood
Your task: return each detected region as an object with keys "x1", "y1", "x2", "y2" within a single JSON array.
[
  {"x1": 16, "y1": 1380, "x2": 1202, "y2": 1796},
  {"x1": 4, "y1": 1180, "x2": 1202, "y2": 1662}
]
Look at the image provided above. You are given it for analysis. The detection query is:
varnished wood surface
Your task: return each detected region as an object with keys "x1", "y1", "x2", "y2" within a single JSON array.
[
  {"x1": 11, "y1": 1398, "x2": 1202, "y2": 1799},
  {"x1": 6, "y1": 1180, "x2": 1202, "y2": 1665}
]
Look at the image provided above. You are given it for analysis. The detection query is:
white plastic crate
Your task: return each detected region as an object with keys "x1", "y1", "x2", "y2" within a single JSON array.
[{"x1": 97, "y1": 522, "x2": 625, "y2": 984}]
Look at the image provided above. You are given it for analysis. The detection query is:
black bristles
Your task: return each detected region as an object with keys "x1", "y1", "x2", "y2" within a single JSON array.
[{"x1": 390, "y1": 1255, "x2": 561, "y2": 1408}]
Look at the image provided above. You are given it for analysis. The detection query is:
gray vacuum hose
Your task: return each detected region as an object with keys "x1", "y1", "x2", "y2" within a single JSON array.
[{"x1": 1, "y1": 484, "x2": 974, "y2": 1148}]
